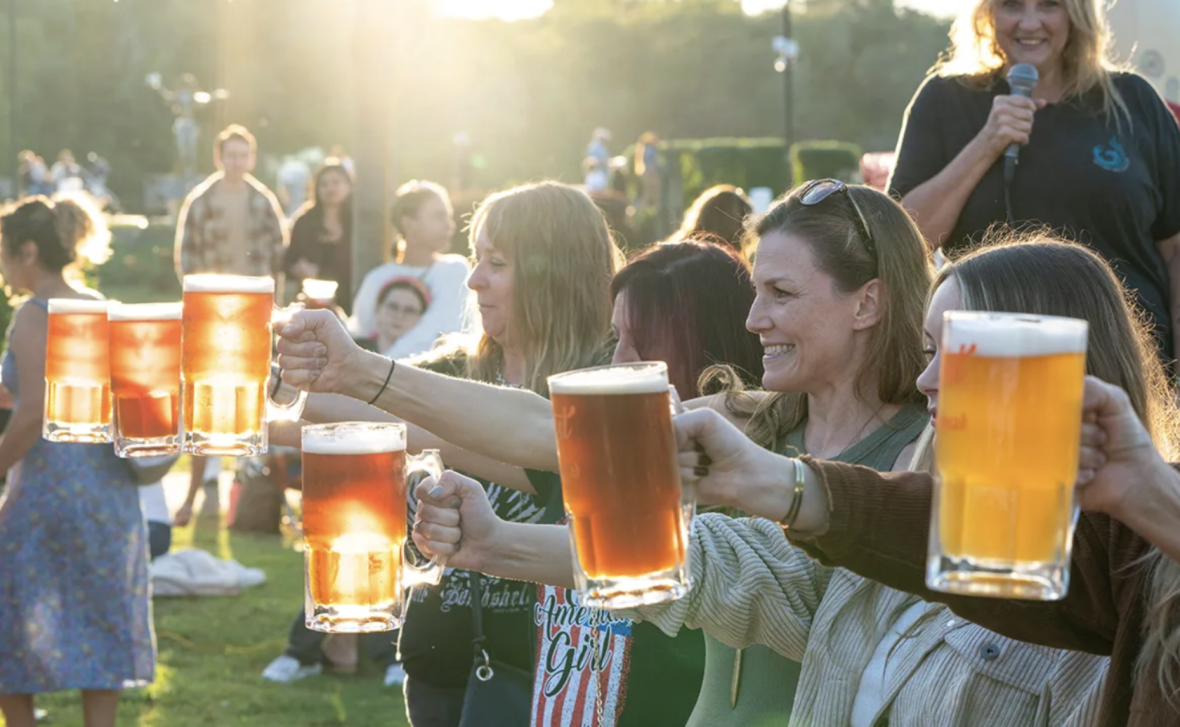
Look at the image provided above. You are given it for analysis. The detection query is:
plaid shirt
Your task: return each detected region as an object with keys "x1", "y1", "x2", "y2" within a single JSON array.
[{"x1": 174, "y1": 172, "x2": 287, "y2": 277}]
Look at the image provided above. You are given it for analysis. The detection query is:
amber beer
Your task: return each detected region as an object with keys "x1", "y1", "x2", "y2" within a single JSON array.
[
  {"x1": 548, "y1": 362, "x2": 691, "y2": 609},
  {"x1": 108, "y1": 302, "x2": 183, "y2": 457},
  {"x1": 930, "y1": 312, "x2": 1088, "y2": 601},
  {"x1": 301, "y1": 422, "x2": 444, "y2": 633},
  {"x1": 180, "y1": 275, "x2": 305, "y2": 456},
  {"x1": 44, "y1": 299, "x2": 112, "y2": 443}
]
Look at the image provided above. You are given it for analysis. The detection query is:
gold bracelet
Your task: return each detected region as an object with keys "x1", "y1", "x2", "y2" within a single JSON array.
[{"x1": 779, "y1": 458, "x2": 807, "y2": 531}]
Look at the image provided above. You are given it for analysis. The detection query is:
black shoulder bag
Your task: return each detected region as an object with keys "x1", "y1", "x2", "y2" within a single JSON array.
[
  {"x1": 458, "y1": 481, "x2": 565, "y2": 726},
  {"x1": 457, "y1": 571, "x2": 534, "y2": 726}
]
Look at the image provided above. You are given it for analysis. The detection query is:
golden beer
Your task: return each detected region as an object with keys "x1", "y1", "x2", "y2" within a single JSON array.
[
  {"x1": 180, "y1": 275, "x2": 304, "y2": 456},
  {"x1": 301, "y1": 422, "x2": 444, "y2": 633},
  {"x1": 109, "y1": 302, "x2": 183, "y2": 457},
  {"x1": 44, "y1": 299, "x2": 112, "y2": 443},
  {"x1": 548, "y1": 362, "x2": 691, "y2": 609},
  {"x1": 931, "y1": 312, "x2": 1088, "y2": 600}
]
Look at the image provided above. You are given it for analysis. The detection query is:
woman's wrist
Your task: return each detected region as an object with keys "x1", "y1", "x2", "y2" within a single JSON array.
[
  {"x1": 1112, "y1": 454, "x2": 1180, "y2": 524},
  {"x1": 344, "y1": 349, "x2": 394, "y2": 403},
  {"x1": 734, "y1": 449, "x2": 798, "y2": 522}
]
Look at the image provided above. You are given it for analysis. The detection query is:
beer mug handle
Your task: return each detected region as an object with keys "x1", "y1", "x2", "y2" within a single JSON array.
[
  {"x1": 403, "y1": 448, "x2": 446, "y2": 588},
  {"x1": 668, "y1": 384, "x2": 698, "y2": 529},
  {"x1": 269, "y1": 304, "x2": 309, "y2": 422}
]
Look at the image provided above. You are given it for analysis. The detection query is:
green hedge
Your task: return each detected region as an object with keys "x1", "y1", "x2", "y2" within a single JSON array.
[
  {"x1": 630, "y1": 137, "x2": 864, "y2": 213},
  {"x1": 95, "y1": 219, "x2": 182, "y2": 304},
  {"x1": 790, "y1": 141, "x2": 864, "y2": 187}
]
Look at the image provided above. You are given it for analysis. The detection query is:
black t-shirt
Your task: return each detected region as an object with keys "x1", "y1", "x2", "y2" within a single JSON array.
[
  {"x1": 397, "y1": 353, "x2": 550, "y2": 688},
  {"x1": 283, "y1": 209, "x2": 353, "y2": 314},
  {"x1": 525, "y1": 470, "x2": 705, "y2": 727},
  {"x1": 889, "y1": 72, "x2": 1180, "y2": 359}
]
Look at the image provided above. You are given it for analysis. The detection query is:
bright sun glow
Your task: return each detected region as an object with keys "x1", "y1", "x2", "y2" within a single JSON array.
[
  {"x1": 434, "y1": 0, "x2": 968, "y2": 21},
  {"x1": 434, "y1": 0, "x2": 554, "y2": 21}
]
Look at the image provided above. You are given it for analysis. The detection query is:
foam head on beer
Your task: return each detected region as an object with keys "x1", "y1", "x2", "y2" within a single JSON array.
[
  {"x1": 108, "y1": 302, "x2": 183, "y2": 321},
  {"x1": 182, "y1": 274, "x2": 275, "y2": 295},
  {"x1": 47, "y1": 298, "x2": 110, "y2": 315},
  {"x1": 940, "y1": 311, "x2": 1088, "y2": 358},
  {"x1": 301, "y1": 423, "x2": 407, "y2": 455},
  {"x1": 547, "y1": 361, "x2": 669, "y2": 396}
]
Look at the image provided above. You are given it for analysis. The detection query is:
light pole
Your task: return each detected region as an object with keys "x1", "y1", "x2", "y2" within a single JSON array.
[
  {"x1": 8, "y1": 0, "x2": 16, "y2": 190},
  {"x1": 773, "y1": 2, "x2": 799, "y2": 172}
]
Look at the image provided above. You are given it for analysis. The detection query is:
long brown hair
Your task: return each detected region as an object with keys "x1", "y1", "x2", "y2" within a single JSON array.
[
  {"x1": 928, "y1": 237, "x2": 1180, "y2": 698},
  {"x1": 936, "y1": 0, "x2": 1129, "y2": 125},
  {"x1": 465, "y1": 182, "x2": 622, "y2": 395},
  {"x1": 724, "y1": 183, "x2": 931, "y2": 449}
]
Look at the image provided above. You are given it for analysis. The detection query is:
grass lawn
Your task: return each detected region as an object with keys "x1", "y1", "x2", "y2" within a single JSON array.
[{"x1": 2, "y1": 518, "x2": 411, "y2": 727}]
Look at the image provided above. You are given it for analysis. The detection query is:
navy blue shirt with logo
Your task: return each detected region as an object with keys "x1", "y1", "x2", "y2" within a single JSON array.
[{"x1": 889, "y1": 72, "x2": 1180, "y2": 360}]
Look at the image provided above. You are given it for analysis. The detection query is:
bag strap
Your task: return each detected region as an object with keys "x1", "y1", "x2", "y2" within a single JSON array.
[{"x1": 469, "y1": 571, "x2": 493, "y2": 680}]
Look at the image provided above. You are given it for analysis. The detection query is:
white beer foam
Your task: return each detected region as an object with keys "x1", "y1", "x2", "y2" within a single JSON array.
[
  {"x1": 47, "y1": 298, "x2": 109, "y2": 315},
  {"x1": 943, "y1": 312, "x2": 1088, "y2": 358},
  {"x1": 108, "y1": 302, "x2": 183, "y2": 321},
  {"x1": 549, "y1": 363, "x2": 669, "y2": 396},
  {"x1": 302, "y1": 424, "x2": 407, "y2": 455},
  {"x1": 183, "y1": 274, "x2": 275, "y2": 294}
]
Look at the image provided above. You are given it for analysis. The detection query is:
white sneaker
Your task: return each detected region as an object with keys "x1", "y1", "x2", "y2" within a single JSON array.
[
  {"x1": 384, "y1": 663, "x2": 407, "y2": 687},
  {"x1": 262, "y1": 654, "x2": 323, "y2": 683}
]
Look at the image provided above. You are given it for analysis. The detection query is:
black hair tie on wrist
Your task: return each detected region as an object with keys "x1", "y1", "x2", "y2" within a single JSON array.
[{"x1": 368, "y1": 358, "x2": 396, "y2": 406}]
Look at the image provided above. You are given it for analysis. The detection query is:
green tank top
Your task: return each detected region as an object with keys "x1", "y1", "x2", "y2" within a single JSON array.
[{"x1": 685, "y1": 403, "x2": 929, "y2": 727}]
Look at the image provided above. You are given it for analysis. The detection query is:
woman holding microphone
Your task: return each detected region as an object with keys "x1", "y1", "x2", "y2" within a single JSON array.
[{"x1": 891, "y1": 0, "x2": 1180, "y2": 364}]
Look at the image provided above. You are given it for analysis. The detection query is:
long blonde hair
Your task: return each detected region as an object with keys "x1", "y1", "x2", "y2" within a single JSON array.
[
  {"x1": 936, "y1": 0, "x2": 1129, "y2": 124},
  {"x1": 720, "y1": 183, "x2": 931, "y2": 450},
  {"x1": 928, "y1": 237, "x2": 1180, "y2": 698},
  {"x1": 464, "y1": 182, "x2": 622, "y2": 395}
]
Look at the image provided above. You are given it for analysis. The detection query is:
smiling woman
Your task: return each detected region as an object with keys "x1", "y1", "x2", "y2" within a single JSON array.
[{"x1": 888, "y1": 0, "x2": 1180, "y2": 372}]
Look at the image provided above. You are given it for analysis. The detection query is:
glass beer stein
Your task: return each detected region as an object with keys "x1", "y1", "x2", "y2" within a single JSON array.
[
  {"x1": 929, "y1": 312, "x2": 1088, "y2": 601},
  {"x1": 301, "y1": 422, "x2": 445, "y2": 633},
  {"x1": 180, "y1": 274, "x2": 306, "y2": 457},
  {"x1": 548, "y1": 361, "x2": 692, "y2": 609},
  {"x1": 108, "y1": 302, "x2": 183, "y2": 457},
  {"x1": 44, "y1": 298, "x2": 112, "y2": 443}
]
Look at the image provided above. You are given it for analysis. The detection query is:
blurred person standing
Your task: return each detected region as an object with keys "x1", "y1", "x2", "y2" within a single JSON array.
[
  {"x1": 174, "y1": 124, "x2": 287, "y2": 281},
  {"x1": 17, "y1": 152, "x2": 51, "y2": 197},
  {"x1": 669, "y1": 184, "x2": 754, "y2": 255},
  {"x1": 49, "y1": 151, "x2": 84, "y2": 194},
  {"x1": 284, "y1": 160, "x2": 354, "y2": 314},
  {"x1": 0, "y1": 195, "x2": 154, "y2": 727},
  {"x1": 349, "y1": 180, "x2": 471, "y2": 360}
]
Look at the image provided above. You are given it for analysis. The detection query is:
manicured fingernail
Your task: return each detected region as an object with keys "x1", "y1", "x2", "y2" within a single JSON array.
[
  {"x1": 694, "y1": 466, "x2": 709, "y2": 477},
  {"x1": 428, "y1": 485, "x2": 444, "y2": 498},
  {"x1": 314, "y1": 345, "x2": 327, "y2": 356}
]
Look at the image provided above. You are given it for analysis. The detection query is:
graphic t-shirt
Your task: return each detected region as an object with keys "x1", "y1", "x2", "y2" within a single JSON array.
[
  {"x1": 399, "y1": 480, "x2": 545, "y2": 688},
  {"x1": 527, "y1": 470, "x2": 704, "y2": 727},
  {"x1": 397, "y1": 353, "x2": 548, "y2": 688},
  {"x1": 890, "y1": 72, "x2": 1180, "y2": 359}
]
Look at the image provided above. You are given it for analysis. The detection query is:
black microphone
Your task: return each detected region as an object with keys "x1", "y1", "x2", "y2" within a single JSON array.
[{"x1": 1004, "y1": 63, "x2": 1039, "y2": 184}]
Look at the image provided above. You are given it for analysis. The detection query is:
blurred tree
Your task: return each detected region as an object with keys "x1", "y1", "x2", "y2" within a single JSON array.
[{"x1": 0, "y1": 0, "x2": 948, "y2": 211}]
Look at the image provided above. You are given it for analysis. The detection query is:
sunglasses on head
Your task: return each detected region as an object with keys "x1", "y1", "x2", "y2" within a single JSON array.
[{"x1": 796, "y1": 179, "x2": 876, "y2": 259}]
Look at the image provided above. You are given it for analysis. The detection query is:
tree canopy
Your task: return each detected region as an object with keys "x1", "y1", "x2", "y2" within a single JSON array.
[{"x1": 0, "y1": 0, "x2": 950, "y2": 209}]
